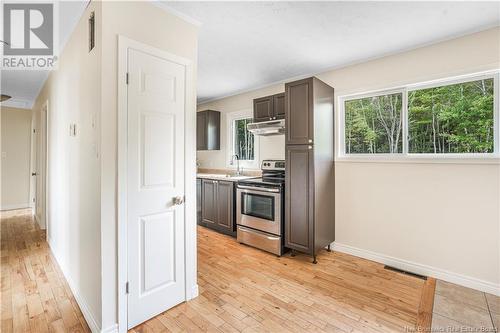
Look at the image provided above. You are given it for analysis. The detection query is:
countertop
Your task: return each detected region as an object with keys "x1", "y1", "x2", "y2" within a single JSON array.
[{"x1": 197, "y1": 173, "x2": 258, "y2": 182}]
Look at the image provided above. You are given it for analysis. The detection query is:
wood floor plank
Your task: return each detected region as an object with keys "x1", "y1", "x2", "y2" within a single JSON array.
[
  {"x1": 2, "y1": 209, "x2": 436, "y2": 333},
  {"x1": 416, "y1": 277, "x2": 437, "y2": 330},
  {"x1": 1, "y1": 209, "x2": 90, "y2": 333}
]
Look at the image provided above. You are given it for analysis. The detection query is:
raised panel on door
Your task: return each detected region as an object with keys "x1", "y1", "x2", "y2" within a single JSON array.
[
  {"x1": 253, "y1": 96, "x2": 273, "y2": 122},
  {"x1": 273, "y1": 93, "x2": 285, "y2": 119},
  {"x1": 285, "y1": 145, "x2": 313, "y2": 254},
  {"x1": 201, "y1": 179, "x2": 217, "y2": 226},
  {"x1": 197, "y1": 112, "x2": 207, "y2": 150},
  {"x1": 286, "y1": 79, "x2": 313, "y2": 145},
  {"x1": 216, "y1": 181, "x2": 234, "y2": 235},
  {"x1": 127, "y1": 48, "x2": 186, "y2": 328}
]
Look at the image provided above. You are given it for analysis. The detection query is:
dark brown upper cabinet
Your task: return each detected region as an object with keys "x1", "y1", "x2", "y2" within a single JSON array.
[
  {"x1": 285, "y1": 78, "x2": 313, "y2": 145},
  {"x1": 197, "y1": 110, "x2": 220, "y2": 150},
  {"x1": 252, "y1": 92, "x2": 285, "y2": 123},
  {"x1": 273, "y1": 93, "x2": 285, "y2": 119}
]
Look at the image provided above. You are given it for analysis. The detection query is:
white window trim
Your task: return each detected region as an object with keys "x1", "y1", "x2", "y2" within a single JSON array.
[
  {"x1": 226, "y1": 110, "x2": 260, "y2": 170},
  {"x1": 337, "y1": 70, "x2": 500, "y2": 163}
]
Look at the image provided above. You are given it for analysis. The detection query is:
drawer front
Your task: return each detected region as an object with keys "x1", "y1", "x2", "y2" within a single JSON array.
[{"x1": 237, "y1": 226, "x2": 282, "y2": 256}]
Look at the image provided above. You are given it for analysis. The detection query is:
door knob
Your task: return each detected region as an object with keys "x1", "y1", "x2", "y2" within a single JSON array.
[
  {"x1": 173, "y1": 196, "x2": 184, "y2": 205},
  {"x1": 32, "y1": 172, "x2": 37, "y2": 176}
]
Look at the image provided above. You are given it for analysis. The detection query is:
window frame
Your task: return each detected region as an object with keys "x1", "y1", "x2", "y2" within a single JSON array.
[
  {"x1": 226, "y1": 110, "x2": 260, "y2": 170},
  {"x1": 338, "y1": 71, "x2": 500, "y2": 162}
]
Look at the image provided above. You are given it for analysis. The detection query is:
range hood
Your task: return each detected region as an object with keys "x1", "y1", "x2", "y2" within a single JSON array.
[{"x1": 247, "y1": 119, "x2": 285, "y2": 136}]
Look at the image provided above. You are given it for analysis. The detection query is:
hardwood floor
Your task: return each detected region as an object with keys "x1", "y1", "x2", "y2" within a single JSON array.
[
  {"x1": 1, "y1": 210, "x2": 434, "y2": 332},
  {"x1": 0, "y1": 209, "x2": 90, "y2": 333},
  {"x1": 132, "y1": 226, "x2": 435, "y2": 333}
]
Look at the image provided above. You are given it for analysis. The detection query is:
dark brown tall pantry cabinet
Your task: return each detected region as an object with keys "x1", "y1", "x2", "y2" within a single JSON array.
[{"x1": 285, "y1": 77, "x2": 335, "y2": 263}]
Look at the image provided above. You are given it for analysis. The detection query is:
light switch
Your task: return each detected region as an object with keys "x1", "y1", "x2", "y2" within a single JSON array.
[{"x1": 69, "y1": 123, "x2": 77, "y2": 136}]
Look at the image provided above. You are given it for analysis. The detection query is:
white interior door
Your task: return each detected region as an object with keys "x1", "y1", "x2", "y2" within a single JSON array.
[{"x1": 127, "y1": 48, "x2": 186, "y2": 329}]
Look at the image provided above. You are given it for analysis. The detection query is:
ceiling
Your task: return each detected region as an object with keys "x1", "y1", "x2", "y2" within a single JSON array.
[
  {"x1": 1, "y1": 1, "x2": 88, "y2": 109},
  {"x1": 162, "y1": 1, "x2": 500, "y2": 103},
  {"x1": 2, "y1": 1, "x2": 499, "y2": 108}
]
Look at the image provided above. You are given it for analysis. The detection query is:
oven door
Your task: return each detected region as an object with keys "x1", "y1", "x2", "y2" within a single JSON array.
[{"x1": 236, "y1": 185, "x2": 281, "y2": 236}]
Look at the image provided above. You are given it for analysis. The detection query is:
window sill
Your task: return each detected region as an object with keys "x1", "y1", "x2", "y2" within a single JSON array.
[{"x1": 335, "y1": 156, "x2": 500, "y2": 165}]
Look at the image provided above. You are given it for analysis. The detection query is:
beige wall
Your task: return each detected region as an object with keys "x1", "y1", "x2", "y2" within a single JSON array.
[
  {"x1": 100, "y1": 2, "x2": 198, "y2": 330},
  {"x1": 31, "y1": 2, "x2": 199, "y2": 330},
  {"x1": 0, "y1": 106, "x2": 32, "y2": 210},
  {"x1": 197, "y1": 84, "x2": 286, "y2": 170},
  {"x1": 32, "y1": 1, "x2": 103, "y2": 328},
  {"x1": 198, "y1": 27, "x2": 500, "y2": 293}
]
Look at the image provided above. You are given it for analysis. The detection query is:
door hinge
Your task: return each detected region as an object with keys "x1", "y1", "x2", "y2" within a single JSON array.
[
  {"x1": 126, "y1": 73, "x2": 129, "y2": 85},
  {"x1": 125, "y1": 282, "x2": 129, "y2": 294}
]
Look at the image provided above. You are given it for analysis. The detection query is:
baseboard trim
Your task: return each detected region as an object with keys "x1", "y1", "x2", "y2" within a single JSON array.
[
  {"x1": 47, "y1": 243, "x2": 102, "y2": 332},
  {"x1": 189, "y1": 284, "x2": 199, "y2": 300},
  {"x1": 101, "y1": 324, "x2": 118, "y2": 333},
  {"x1": 0, "y1": 203, "x2": 30, "y2": 211},
  {"x1": 331, "y1": 242, "x2": 500, "y2": 296}
]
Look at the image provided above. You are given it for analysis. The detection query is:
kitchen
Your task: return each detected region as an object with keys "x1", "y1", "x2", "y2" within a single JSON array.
[{"x1": 196, "y1": 77, "x2": 334, "y2": 264}]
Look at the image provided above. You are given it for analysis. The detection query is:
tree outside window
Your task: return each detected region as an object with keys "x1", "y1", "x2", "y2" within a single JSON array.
[
  {"x1": 408, "y1": 78, "x2": 494, "y2": 154},
  {"x1": 342, "y1": 75, "x2": 497, "y2": 156},
  {"x1": 233, "y1": 118, "x2": 254, "y2": 160},
  {"x1": 344, "y1": 93, "x2": 403, "y2": 154}
]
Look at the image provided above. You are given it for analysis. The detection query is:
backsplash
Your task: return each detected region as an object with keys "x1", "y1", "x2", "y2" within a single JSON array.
[{"x1": 197, "y1": 133, "x2": 285, "y2": 170}]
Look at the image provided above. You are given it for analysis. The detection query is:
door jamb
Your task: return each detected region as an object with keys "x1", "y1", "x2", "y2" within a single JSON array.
[
  {"x1": 117, "y1": 35, "x2": 198, "y2": 333},
  {"x1": 42, "y1": 100, "x2": 49, "y2": 239},
  {"x1": 30, "y1": 101, "x2": 49, "y2": 234}
]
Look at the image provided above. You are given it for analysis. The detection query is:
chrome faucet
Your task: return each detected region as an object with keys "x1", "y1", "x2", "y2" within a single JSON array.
[{"x1": 231, "y1": 154, "x2": 242, "y2": 176}]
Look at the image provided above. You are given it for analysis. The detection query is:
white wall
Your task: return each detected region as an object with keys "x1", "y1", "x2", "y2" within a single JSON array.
[
  {"x1": 198, "y1": 27, "x2": 500, "y2": 294},
  {"x1": 100, "y1": 2, "x2": 198, "y2": 331},
  {"x1": 0, "y1": 106, "x2": 33, "y2": 210},
  {"x1": 32, "y1": 1, "x2": 103, "y2": 330},
  {"x1": 197, "y1": 85, "x2": 286, "y2": 170}
]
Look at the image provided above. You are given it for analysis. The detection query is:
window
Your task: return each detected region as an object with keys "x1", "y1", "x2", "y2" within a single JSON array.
[
  {"x1": 408, "y1": 78, "x2": 494, "y2": 154},
  {"x1": 227, "y1": 111, "x2": 258, "y2": 169},
  {"x1": 344, "y1": 92, "x2": 403, "y2": 154},
  {"x1": 340, "y1": 72, "x2": 499, "y2": 158},
  {"x1": 233, "y1": 118, "x2": 255, "y2": 160}
]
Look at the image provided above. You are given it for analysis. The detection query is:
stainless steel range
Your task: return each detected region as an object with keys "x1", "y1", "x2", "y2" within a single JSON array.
[{"x1": 236, "y1": 160, "x2": 285, "y2": 256}]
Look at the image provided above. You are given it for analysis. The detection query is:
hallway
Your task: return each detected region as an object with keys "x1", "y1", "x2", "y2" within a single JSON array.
[{"x1": 0, "y1": 209, "x2": 90, "y2": 333}]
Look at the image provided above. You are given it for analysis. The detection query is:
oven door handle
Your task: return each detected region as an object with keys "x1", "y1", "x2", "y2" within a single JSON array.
[{"x1": 237, "y1": 185, "x2": 280, "y2": 193}]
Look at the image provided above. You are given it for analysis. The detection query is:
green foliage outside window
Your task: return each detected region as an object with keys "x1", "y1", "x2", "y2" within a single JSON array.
[
  {"x1": 344, "y1": 77, "x2": 495, "y2": 155},
  {"x1": 344, "y1": 93, "x2": 403, "y2": 154},
  {"x1": 408, "y1": 78, "x2": 494, "y2": 153},
  {"x1": 234, "y1": 118, "x2": 254, "y2": 160}
]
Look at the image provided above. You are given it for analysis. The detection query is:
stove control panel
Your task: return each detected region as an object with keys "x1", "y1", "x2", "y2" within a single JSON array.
[{"x1": 261, "y1": 160, "x2": 285, "y2": 171}]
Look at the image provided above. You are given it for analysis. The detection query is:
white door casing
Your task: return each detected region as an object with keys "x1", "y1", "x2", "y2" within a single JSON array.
[
  {"x1": 35, "y1": 104, "x2": 47, "y2": 229},
  {"x1": 127, "y1": 48, "x2": 186, "y2": 328}
]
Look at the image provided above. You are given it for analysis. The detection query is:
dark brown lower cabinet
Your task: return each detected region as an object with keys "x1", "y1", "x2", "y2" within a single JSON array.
[
  {"x1": 197, "y1": 179, "x2": 202, "y2": 225},
  {"x1": 200, "y1": 179, "x2": 236, "y2": 237},
  {"x1": 285, "y1": 145, "x2": 314, "y2": 254},
  {"x1": 215, "y1": 181, "x2": 234, "y2": 234}
]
